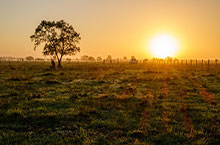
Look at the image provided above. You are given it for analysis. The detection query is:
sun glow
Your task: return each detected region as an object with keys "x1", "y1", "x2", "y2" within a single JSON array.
[{"x1": 149, "y1": 34, "x2": 179, "y2": 59}]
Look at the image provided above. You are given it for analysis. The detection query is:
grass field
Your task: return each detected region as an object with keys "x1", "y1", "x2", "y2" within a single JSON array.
[{"x1": 0, "y1": 62, "x2": 219, "y2": 144}]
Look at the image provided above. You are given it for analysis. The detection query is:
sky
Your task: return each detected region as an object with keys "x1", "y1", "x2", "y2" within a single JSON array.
[{"x1": 0, "y1": 0, "x2": 220, "y2": 59}]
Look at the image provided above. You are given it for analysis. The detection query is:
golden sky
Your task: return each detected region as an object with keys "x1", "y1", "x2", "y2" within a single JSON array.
[{"x1": 0, "y1": 0, "x2": 220, "y2": 59}]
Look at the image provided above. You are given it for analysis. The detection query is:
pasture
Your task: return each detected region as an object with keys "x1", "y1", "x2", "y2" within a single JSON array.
[{"x1": 0, "y1": 62, "x2": 219, "y2": 144}]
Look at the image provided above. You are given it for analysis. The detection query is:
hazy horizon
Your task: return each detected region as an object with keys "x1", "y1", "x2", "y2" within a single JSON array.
[{"x1": 1, "y1": 0, "x2": 220, "y2": 59}]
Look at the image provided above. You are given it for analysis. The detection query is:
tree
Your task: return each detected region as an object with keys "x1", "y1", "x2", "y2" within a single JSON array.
[
  {"x1": 106, "y1": 55, "x2": 112, "y2": 61},
  {"x1": 106, "y1": 55, "x2": 112, "y2": 64},
  {"x1": 66, "y1": 58, "x2": 71, "y2": 62},
  {"x1": 96, "y1": 57, "x2": 102, "y2": 62},
  {"x1": 165, "y1": 56, "x2": 173, "y2": 61},
  {"x1": 30, "y1": 20, "x2": 81, "y2": 68},
  {"x1": 26, "y1": 56, "x2": 34, "y2": 61},
  {"x1": 123, "y1": 56, "x2": 127, "y2": 61},
  {"x1": 143, "y1": 58, "x2": 148, "y2": 64},
  {"x1": 131, "y1": 56, "x2": 135, "y2": 60},
  {"x1": 88, "y1": 56, "x2": 95, "y2": 62},
  {"x1": 81, "y1": 55, "x2": 89, "y2": 61}
]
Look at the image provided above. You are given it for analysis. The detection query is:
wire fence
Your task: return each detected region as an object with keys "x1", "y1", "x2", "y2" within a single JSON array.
[{"x1": 0, "y1": 57, "x2": 219, "y2": 68}]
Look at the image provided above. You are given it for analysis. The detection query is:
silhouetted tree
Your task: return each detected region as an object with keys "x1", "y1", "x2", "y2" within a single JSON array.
[
  {"x1": 131, "y1": 56, "x2": 135, "y2": 60},
  {"x1": 30, "y1": 20, "x2": 81, "y2": 68},
  {"x1": 96, "y1": 57, "x2": 102, "y2": 62},
  {"x1": 123, "y1": 56, "x2": 127, "y2": 61},
  {"x1": 88, "y1": 56, "x2": 95, "y2": 62},
  {"x1": 107, "y1": 55, "x2": 112, "y2": 60},
  {"x1": 143, "y1": 58, "x2": 148, "y2": 64},
  {"x1": 106, "y1": 55, "x2": 112, "y2": 63},
  {"x1": 66, "y1": 58, "x2": 71, "y2": 62},
  {"x1": 81, "y1": 55, "x2": 89, "y2": 61},
  {"x1": 165, "y1": 56, "x2": 173, "y2": 61},
  {"x1": 35, "y1": 58, "x2": 45, "y2": 61},
  {"x1": 26, "y1": 56, "x2": 34, "y2": 61}
]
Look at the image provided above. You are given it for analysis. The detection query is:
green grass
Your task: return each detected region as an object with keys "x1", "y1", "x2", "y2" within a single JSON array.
[{"x1": 0, "y1": 62, "x2": 219, "y2": 144}]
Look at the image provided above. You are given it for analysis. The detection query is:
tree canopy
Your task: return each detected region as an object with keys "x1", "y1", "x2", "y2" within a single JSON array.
[{"x1": 30, "y1": 20, "x2": 81, "y2": 68}]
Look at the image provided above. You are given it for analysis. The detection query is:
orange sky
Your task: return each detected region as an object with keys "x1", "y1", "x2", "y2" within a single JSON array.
[{"x1": 0, "y1": 0, "x2": 220, "y2": 59}]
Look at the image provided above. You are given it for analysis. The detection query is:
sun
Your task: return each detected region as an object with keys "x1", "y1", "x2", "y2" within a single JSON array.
[{"x1": 149, "y1": 34, "x2": 179, "y2": 59}]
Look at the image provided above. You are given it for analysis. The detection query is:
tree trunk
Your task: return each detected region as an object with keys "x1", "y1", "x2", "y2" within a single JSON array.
[{"x1": 58, "y1": 59, "x2": 63, "y2": 68}]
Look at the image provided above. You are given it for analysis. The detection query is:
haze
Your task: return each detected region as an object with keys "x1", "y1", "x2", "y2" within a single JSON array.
[{"x1": 0, "y1": 0, "x2": 220, "y2": 59}]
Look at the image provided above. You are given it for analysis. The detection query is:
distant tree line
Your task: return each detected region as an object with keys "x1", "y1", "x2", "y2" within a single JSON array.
[{"x1": 0, "y1": 56, "x2": 219, "y2": 68}]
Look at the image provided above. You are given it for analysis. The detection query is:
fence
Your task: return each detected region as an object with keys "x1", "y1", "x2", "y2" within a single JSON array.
[{"x1": 0, "y1": 57, "x2": 219, "y2": 68}]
